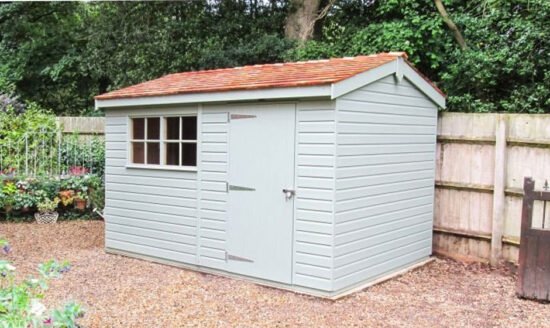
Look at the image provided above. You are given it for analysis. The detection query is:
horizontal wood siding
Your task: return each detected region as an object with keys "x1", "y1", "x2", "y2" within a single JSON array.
[
  {"x1": 333, "y1": 76, "x2": 438, "y2": 291},
  {"x1": 104, "y1": 107, "x2": 199, "y2": 265},
  {"x1": 294, "y1": 100, "x2": 336, "y2": 291},
  {"x1": 198, "y1": 108, "x2": 229, "y2": 270}
]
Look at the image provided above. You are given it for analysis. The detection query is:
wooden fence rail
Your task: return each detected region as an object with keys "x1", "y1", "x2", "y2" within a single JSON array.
[{"x1": 59, "y1": 113, "x2": 550, "y2": 265}]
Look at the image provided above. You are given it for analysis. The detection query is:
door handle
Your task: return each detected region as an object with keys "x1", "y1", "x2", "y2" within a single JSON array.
[{"x1": 282, "y1": 188, "x2": 295, "y2": 200}]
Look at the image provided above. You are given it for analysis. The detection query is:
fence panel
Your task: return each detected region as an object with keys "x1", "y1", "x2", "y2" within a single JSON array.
[{"x1": 434, "y1": 113, "x2": 550, "y2": 264}]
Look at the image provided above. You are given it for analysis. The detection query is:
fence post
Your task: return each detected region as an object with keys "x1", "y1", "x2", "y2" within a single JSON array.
[{"x1": 490, "y1": 114, "x2": 508, "y2": 266}]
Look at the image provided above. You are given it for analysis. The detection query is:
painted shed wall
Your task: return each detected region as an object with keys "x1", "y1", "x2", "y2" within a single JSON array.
[
  {"x1": 104, "y1": 100, "x2": 337, "y2": 292},
  {"x1": 333, "y1": 75, "x2": 438, "y2": 291},
  {"x1": 294, "y1": 100, "x2": 336, "y2": 291},
  {"x1": 104, "y1": 106, "x2": 199, "y2": 265}
]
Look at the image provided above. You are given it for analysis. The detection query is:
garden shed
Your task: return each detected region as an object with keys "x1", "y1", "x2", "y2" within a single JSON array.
[{"x1": 95, "y1": 52, "x2": 445, "y2": 298}]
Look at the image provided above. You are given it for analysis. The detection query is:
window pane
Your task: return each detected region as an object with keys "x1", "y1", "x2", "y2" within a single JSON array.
[
  {"x1": 147, "y1": 142, "x2": 160, "y2": 165},
  {"x1": 147, "y1": 117, "x2": 160, "y2": 140},
  {"x1": 132, "y1": 118, "x2": 145, "y2": 140},
  {"x1": 166, "y1": 117, "x2": 179, "y2": 140},
  {"x1": 132, "y1": 142, "x2": 145, "y2": 164},
  {"x1": 181, "y1": 143, "x2": 197, "y2": 166},
  {"x1": 166, "y1": 143, "x2": 179, "y2": 165},
  {"x1": 181, "y1": 116, "x2": 197, "y2": 140}
]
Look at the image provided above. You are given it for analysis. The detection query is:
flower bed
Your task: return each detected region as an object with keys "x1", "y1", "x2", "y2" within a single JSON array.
[{"x1": 0, "y1": 167, "x2": 104, "y2": 222}]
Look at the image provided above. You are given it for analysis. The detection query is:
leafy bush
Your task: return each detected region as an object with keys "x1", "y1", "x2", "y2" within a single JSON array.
[
  {"x1": 0, "y1": 239, "x2": 83, "y2": 327},
  {"x1": 0, "y1": 105, "x2": 104, "y2": 177},
  {"x1": 286, "y1": 0, "x2": 549, "y2": 113},
  {"x1": 0, "y1": 105, "x2": 60, "y2": 176}
]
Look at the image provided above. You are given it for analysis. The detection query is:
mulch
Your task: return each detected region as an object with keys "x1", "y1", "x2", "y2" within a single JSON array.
[{"x1": 1, "y1": 221, "x2": 548, "y2": 327}]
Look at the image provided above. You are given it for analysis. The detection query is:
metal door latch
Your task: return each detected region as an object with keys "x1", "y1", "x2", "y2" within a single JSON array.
[{"x1": 282, "y1": 188, "x2": 295, "y2": 200}]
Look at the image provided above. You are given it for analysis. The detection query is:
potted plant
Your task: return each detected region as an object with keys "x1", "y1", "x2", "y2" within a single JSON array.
[
  {"x1": 73, "y1": 191, "x2": 88, "y2": 210},
  {"x1": 35, "y1": 197, "x2": 60, "y2": 224},
  {"x1": 59, "y1": 189, "x2": 75, "y2": 206},
  {"x1": 1, "y1": 181, "x2": 17, "y2": 213}
]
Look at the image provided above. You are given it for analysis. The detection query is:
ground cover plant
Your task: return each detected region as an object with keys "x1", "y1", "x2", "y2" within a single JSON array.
[{"x1": 0, "y1": 239, "x2": 83, "y2": 327}]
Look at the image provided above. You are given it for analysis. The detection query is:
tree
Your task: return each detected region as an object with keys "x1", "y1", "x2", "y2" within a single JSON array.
[{"x1": 284, "y1": 0, "x2": 336, "y2": 42}]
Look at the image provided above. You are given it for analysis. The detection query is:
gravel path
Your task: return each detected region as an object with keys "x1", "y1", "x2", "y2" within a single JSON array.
[{"x1": 1, "y1": 221, "x2": 547, "y2": 327}]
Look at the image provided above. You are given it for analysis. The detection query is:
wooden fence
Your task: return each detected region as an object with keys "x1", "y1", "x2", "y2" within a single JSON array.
[
  {"x1": 57, "y1": 117, "x2": 105, "y2": 135},
  {"x1": 434, "y1": 113, "x2": 550, "y2": 265},
  {"x1": 60, "y1": 114, "x2": 550, "y2": 265}
]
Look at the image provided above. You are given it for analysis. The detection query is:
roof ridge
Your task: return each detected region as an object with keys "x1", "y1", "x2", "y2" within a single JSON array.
[{"x1": 164, "y1": 52, "x2": 406, "y2": 78}]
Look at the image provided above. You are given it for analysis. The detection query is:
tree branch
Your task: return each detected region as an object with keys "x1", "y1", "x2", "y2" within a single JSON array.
[
  {"x1": 434, "y1": 0, "x2": 467, "y2": 50},
  {"x1": 302, "y1": 0, "x2": 336, "y2": 41}
]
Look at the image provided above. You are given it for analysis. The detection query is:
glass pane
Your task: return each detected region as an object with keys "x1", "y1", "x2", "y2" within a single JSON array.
[
  {"x1": 166, "y1": 117, "x2": 180, "y2": 140},
  {"x1": 165, "y1": 143, "x2": 179, "y2": 165},
  {"x1": 181, "y1": 116, "x2": 197, "y2": 140},
  {"x1": 181, "y1": 143, "x2": 197, "y2": 166},
  {"x1": 132, "y1": 142, "x2": 145, "y2": 164},
  {"x1": 147, "y1": 143, "x2": 160, "y2": 165},
  {"x1": 147, "y1": 117, "x2": 160, "y2": 140},
  {"x1": 132, "y1": 118, "x2": 145, "y2": 140}
]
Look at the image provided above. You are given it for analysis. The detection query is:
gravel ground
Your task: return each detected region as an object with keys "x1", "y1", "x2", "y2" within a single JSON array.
[{"x1": 1, "y1": 220, "x2": 548, "y2": 327}]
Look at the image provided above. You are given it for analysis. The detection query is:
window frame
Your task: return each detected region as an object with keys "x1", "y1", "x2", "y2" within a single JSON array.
[{"x1": 126, "y1": 114, "x2": 198, "y2": 171}]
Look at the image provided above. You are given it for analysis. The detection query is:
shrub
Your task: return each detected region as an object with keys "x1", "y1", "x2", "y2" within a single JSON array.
[{"x1": 0, "y1": 104, "x2": 59, "y2": 176}]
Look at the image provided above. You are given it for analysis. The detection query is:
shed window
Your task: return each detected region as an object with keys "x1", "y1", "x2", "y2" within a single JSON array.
[
  {"x1": 164, "y1": 116, "x2": 197, "y2": 166},
  {"x1": 130, "y1": 115, "x2": 197, "y2": 168}
]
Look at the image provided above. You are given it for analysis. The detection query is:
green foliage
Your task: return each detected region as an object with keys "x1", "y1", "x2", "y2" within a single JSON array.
[
  {"x1": 0, "y1": 105, "x2": 104, "y2": 177},
  {"x1": 287, "y1": 0, "x2": 549, "y2": 113},
  {"x1": 0, "y1": 105, "x2": 59, "y2": 176},
  {"x1": 60, "y1": 134, "x2": 105, "y2": 177},
  {"x1": 0, "y1": 1, "x2": 548, "y2": 113},
  {"x1": 89, "y1": 184, "x2": 104, "y2": 211},
  {"x1": 441, "y1": 1, "x2": 550, "y2": 113},
  {"x1": 0, "y1": 1, "x2": 290, "y2": 115},
  {"x1": 0, "y1": 242, "x2": 82, "y2": 327},
  {"x1": 13, "y1": 192, "x2": 36, "y2": 211}
]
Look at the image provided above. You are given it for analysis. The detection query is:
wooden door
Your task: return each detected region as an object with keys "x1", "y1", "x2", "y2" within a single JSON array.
[
  {"x1": 517, "y1": 177, "x2": 550, "y2": 301},
  {"x1": 226, "y1": 104, "x2": 296, "y2": 284}
]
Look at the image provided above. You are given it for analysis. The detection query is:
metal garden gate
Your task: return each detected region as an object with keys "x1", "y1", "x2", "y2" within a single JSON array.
[{"x1": 517, "y1": 177, "x2": 550, "y2": 301}]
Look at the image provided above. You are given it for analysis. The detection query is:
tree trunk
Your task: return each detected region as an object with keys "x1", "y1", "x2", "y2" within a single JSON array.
[
  {"x1": 284, "y1": 0, "x2": 323, "y2": 42},
  {"x1": 434, "y1": 0, "x2": 467, "y2": 50}
]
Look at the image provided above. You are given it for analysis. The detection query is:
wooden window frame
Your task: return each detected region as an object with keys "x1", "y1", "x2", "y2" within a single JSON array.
[{"x1": 127, "y1": 114, "x2": 198, "y2": 171}]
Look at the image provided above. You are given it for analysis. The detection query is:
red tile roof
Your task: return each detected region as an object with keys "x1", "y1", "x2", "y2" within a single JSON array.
[{"x1": 95, "y1": 52, "x2": 442, "y2": 100}]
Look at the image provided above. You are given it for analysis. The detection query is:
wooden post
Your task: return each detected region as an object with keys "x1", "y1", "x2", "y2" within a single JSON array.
[{"x1": 491, "y1": 115, "x2": 508, "y2": 266}]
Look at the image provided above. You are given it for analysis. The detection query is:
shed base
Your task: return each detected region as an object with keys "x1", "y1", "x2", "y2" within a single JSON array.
[{"x1": 106, "y1": 247, "x2": 434, "y2": 299}]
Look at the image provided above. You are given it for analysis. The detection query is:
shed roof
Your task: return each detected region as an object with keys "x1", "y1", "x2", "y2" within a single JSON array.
[{"x1": 96, "y1": 52, "x2": 443, "y2": 101}]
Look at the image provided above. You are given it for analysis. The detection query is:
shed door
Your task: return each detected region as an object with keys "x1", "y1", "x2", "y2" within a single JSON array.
[{"x1": 226, "y1": 104, "x2": 295, "y2": 284}]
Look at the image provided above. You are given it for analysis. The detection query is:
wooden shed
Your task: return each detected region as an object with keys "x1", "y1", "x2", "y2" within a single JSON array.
[{"x1": 95, "y1": 52, "x2": 445, "y2": 298}]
